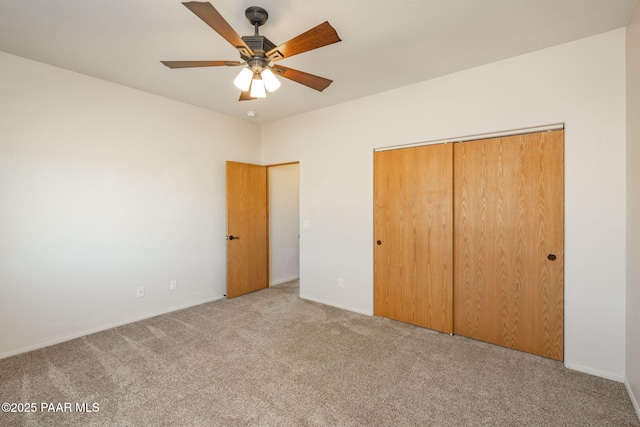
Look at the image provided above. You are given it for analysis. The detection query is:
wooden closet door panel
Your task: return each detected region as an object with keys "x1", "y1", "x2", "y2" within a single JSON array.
[
  {"x1": 226, "y1": 161, "x2": 269, "y2": 299},
  {"x1": 374, "y1": 143, "x2": 453, "y2": 333},
  {"x1": 453, "y1": 130, "x2": 564, "y2": 360}
]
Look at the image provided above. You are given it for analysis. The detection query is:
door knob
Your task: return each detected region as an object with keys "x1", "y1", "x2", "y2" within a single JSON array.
[
  {"x1": 376, "y1": 240, "x2": 382, "y2": 246},
  {"x1": 547, "y1": 254, "x2": 556, "y2": 261},
  {"x1": 228, "y1": 235, "x2": 239, "y2": 240}
]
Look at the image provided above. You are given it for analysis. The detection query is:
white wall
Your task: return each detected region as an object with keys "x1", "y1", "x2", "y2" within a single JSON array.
[
  {"x1": 261, "y1": 30, "x2": 628, "y2": 380},
  {"x1": 626, "y1": 0, "x2": 640, "y2": 417},
  {"x1": 0, "y1": 52, "x2": 261, "y2": 358},
  {"x1": 268, "y1": 164, "x2": 300, "y2": 285}
]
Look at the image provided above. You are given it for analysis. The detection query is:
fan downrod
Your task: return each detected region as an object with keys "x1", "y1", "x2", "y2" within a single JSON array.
[{"x1": 245, "y1": 6, "x2": 268, "y2": 27}]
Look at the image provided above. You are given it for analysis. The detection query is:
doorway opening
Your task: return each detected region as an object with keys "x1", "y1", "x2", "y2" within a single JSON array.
[{"x1": 268, "y1": 163, "x2": 300, "y2": 287}]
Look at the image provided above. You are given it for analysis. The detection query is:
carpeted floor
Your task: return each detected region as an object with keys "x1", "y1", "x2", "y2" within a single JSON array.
[{"x1": 0, "y1": 280, "x2": 638, "y2": 426}]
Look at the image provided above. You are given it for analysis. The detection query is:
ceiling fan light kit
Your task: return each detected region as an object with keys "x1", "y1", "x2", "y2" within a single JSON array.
[
  {"x1": 161, "y1": 1, "x2": 341, "y2": 102},
  {"x1": 233, "y1": 67, "x2": 253, "y2": 92},
  {"x1": 249, "y1": 76, "x2": 266, "y2": 98},
  {"x1": 261, "y1": 68, "x2": 281, "y2": 92}
]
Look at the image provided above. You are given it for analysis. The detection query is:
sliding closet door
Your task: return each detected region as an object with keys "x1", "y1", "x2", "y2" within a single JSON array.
[
  {"x1": 374, "y1": 143, "x2": 453, "y2": 333},
  {"x1": 453, "y1": 130, "x2": 564, "y2": 360}
]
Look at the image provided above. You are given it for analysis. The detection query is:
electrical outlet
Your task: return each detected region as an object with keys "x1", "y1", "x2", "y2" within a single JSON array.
[
  {"x1": 170, "y1": 280, "x2": 177, "y2": 291},
  {"x1": 136, "y1": 286, "x2": 144, "y2": 298},
  {"x1": 338, "y1": 278, "x2": 344, "y2": 288}
]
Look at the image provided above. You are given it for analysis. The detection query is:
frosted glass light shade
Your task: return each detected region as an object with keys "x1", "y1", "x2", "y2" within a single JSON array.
[
  {"x1": 233, "y1": 68, "x2": 253, "y2": 91},
  {"x1": 250, "y1": 78, "x2": 266, "y2": 98},
  {"x1": 261, "y1": 68, "x2": 281, "y2": 92}
]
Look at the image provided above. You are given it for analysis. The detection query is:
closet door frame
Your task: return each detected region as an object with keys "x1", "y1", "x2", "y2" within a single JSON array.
[{"x1": 373, "y1": 128, "x2": 564, "y2": 361}]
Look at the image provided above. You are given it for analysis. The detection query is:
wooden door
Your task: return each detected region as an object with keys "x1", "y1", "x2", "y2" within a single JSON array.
[
  {"x1": 453, "y1": 130, "x2": 564, "y2": 360},
  {"x1": 374, "y1": 143, "x2": 454, "y2": 333},
  {"x1": 226, "y1": 161, "x2": 268, "y2": 298}
]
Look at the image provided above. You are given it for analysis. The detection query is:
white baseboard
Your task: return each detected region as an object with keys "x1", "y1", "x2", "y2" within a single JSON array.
[
  {"x1": 270, "y1": 275, "x2": 300, "y2": 286},
  {"x1": 0, "y1": 295, "x2": 225, "y2": 360},
  {"x1": 564, "y1": 362, "x2": 625, "y2": 382},
  {"x1": 626, "y1": 379, "x2": 640, "y2": 422},
  {"x1": 299, "y1": 293, "x2": 373, "y2": 316}
]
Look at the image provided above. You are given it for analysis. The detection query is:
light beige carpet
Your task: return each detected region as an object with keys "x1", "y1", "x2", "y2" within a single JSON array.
[{"x1": 0, "y1": 281, "x2": 638, "y2": 426}]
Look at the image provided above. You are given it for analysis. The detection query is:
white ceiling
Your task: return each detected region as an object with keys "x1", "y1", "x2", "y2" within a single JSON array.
[{"x1": 0, "y1": 0, "x2": 636, "y2": 124}]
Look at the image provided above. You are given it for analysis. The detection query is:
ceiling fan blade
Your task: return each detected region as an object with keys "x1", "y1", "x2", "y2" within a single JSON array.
[
  {"x1": 161, "y1": 60, "x2": 242, "y2": 68},
  {"x1": 182, "y1": 1, "x2": 254, "y2": 58},
  {"x1": 266, "y1": 22, "x2": 341, "y2": 62},
  {"x1": 239, "y1": 91, "x2": 257, "y2": 101},
  {"x1": 272, "y1": 65, "x2": 333, "y2": 92}
]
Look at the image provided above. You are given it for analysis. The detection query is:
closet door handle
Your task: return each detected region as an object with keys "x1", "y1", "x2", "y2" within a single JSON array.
[
  {"x1": 228, "y1": 235, "x2": 239, "y2": 241},
  {"x1": 376, "y1": 240, "x2": 382, "y2": 246},
  {"x1": 547, "y1": 254, "x2": 556, "y2": 261}
]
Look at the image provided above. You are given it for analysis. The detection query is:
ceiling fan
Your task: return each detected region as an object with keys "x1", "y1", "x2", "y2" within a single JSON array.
[{"x1": 161, "y1": 2, "x2": 342, "y2": 101}]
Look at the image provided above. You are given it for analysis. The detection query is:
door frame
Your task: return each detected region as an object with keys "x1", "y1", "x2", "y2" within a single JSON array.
[
  {"x1": 225, "y1": 160, "x2": 300, "y2": 297},
  {"x1": 372, "y1": 124, "x2": 565, "y2": 360},
  {"x1": 267, "y1": 162, "x2": 301, "y2": 287}
]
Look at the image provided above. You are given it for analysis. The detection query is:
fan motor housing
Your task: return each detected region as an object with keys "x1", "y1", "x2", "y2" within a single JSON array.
[
  {"x1": 242, "y1": 35, "x2": 277, "y2": 57},
  {"x1": 241, "y1": 7, "x2": 275, "y2": 61}
]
